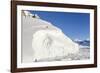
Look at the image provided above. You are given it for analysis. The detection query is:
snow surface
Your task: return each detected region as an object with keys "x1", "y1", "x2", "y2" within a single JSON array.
[
  {"x1": 32, "y1": 29, "x2": 79, "y2": 61},
  {"x1": 21, "y1": 11, "x2": 90, "y2": 63}
]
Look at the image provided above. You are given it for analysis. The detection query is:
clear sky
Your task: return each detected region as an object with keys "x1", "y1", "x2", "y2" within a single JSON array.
[{"x1": 29, "y1": 10, "x2": 90, "y2": 41}]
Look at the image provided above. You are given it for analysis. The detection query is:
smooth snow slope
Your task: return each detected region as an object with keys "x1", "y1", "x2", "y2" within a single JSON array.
[{"x1": 22, "y1": 11, "x2": 89, "y2": 63}]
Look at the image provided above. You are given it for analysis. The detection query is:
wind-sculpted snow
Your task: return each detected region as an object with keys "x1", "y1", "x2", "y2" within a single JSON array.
[{"x1": 22, "y1": 11, "x2": 89, "y2": 62}]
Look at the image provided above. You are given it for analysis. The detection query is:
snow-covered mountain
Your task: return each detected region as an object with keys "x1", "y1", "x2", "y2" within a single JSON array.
[{"x1": 75, "y1": 39, "x2": 90, "y2": 49}]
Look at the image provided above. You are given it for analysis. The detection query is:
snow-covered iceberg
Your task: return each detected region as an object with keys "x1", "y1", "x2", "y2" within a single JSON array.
[{"x1": 22, "y1": 11, "x2": 79, "y2": 62}]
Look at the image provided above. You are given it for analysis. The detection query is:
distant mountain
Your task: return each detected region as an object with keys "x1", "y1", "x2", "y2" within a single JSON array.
[
  {"x1": 74, "y1": 40, "x2": 90, "y2": 49},
  {"x1": 76, "y1": 40, "x2": 90, "y2": 46}
]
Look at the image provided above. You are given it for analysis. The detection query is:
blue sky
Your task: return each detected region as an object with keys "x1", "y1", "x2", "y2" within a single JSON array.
[{"x1": 29, "y1": 10, "x2": 90, "y2": 41}]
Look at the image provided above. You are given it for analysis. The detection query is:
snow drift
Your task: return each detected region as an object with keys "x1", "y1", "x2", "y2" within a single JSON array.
[{"x1": 22, "y1": 11, "x2": 79, "y2": 62}]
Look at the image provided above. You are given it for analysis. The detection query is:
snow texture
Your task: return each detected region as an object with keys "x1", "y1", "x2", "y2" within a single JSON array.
[{"x1": 21, "y1": 11, "x2": 90, "y2": 63}]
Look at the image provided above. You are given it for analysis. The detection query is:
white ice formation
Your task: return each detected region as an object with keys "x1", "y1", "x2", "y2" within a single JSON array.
[{"x1": 22, "y1": 11, "x2": 79, "y2": 62}]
